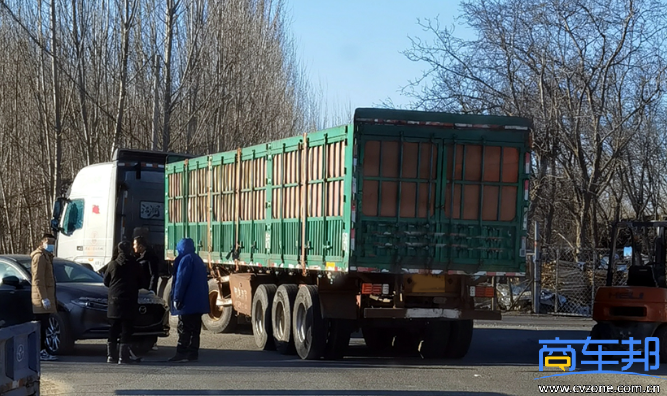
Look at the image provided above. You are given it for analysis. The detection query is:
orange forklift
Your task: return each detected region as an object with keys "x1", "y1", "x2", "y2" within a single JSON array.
[{"x1": 591, "y1": 221, "x2": 667, "y2": 360}]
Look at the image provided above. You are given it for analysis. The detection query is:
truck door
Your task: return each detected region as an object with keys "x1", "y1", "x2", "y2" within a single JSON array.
[
  {"x1": 116, "y1": 166, "x2": 166, "y2": 252},
  {"x1": 356, "y1": 136, "x2": 443, "y2": 273}
]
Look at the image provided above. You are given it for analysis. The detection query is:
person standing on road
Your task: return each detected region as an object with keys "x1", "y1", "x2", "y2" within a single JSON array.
[
  {"x1": 168, "y1": 238, "x2": 210, "y2": 363},
  {"x1": 133, "y1": 235, "x2": 162, "y2": 351},
  {"x1": 133, "y1": 236, "x2": 160, "y2": 293},
  {"x1": 103, "y1": 241, "x2": 142, "y2": 364},
  {"x1": 31, "y1": 233, "x2": 58, "y2": 362}
]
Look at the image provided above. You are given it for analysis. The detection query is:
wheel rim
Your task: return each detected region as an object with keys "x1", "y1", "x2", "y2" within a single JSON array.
[
  {"x1": 296, "y1": 303, "x2": 309, "y2": 347},
  {"x1": 275, "y1": 300, "x2": 287, "y2": 340},
  {"x1": 253, "y1": 299, "x2": 265, "y2": 337},
  {"x1": 45, "y1": 316, "x2": 60, "y2": 352},
  {"x1": 208, "y1": 290, "x2": 223, "y2": 321}
]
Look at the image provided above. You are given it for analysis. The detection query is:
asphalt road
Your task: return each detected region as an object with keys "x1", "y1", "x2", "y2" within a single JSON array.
[{"x1": 40, "y1": 315, "x2": 667, "y2": 396}]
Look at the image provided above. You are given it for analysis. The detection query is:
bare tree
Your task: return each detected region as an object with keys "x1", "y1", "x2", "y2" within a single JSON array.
[
  {"x1": 111, "y1": 0, "x2": 137, "y2": 156},
  {"x1": 0, "y1": 0, "x2": 321, "y2": 251},
  {"x1": 161, "y1": 0, "x2": 179, "y2": 152},
  {"x1": 403, "y1": 0, "x2": 667, "y2": 248}
]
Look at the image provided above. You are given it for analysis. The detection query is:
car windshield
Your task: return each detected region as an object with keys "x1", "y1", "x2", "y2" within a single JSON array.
[{"x1": 16, "y1": 258, "x2": 103, "y2": 283}]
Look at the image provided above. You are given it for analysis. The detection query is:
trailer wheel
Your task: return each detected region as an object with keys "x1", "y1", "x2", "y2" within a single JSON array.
[
  {"x1": 323, "y1": 319, "x2": 354, "y2": 360},
  {"x1": 653, "y1": 325, "x2": 667, "y2": 363},
  {"x1": 443, "y1": 319, "x2": 473, "y2": 359},
  {"x1": 419, "y1": 321, "x2": 451, "y2": 359},
  {"x1": 271, "y1": 284, "x2": 298, "y2": 355},
  {"x1": 252, "y1": 284, "x2": 277, "y2": 350},
  {"x1": 395, "y1": 328, "x2": 423, "y2": 356},
  {"x1": 361, "y1": 326, "x2": 394, "y2": 353},
  {"x1": 202, "y1": 278, "x2": 237, "y2": 334},
  {"x1": 293, "y1": 285, "x2": 326, "y2": 360}
]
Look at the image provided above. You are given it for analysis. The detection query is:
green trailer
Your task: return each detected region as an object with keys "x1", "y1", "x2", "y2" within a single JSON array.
[{"x1": 164, "y1": 107, "x2": 533, "y2": 360}]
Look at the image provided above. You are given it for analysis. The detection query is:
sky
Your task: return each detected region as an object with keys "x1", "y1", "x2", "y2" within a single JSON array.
[{"x1": 286, "y1": 0, "x2": 473, "y2": 120}]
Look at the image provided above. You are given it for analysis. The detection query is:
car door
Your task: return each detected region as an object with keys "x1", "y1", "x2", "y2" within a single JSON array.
[{"x1": 0, "y1": 260, "x2": 33, "y2": 327}]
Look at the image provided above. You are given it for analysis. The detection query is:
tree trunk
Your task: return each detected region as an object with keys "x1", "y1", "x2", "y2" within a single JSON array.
[
  {"x1": 152, "y1": 53, "x2": 161, "y2": 151},
  {"x1": 111, "y1": 0, "x2": 133, "y2": 157},
  {"x1": 161, "y1": 0, "x2": 178, "y2": 152},
  {"x1": 72, "y1": 0, "x2": 92, "y2": 165},
  {"x1": 50, "y1": 0, "x2": 63, "y2": 204}
]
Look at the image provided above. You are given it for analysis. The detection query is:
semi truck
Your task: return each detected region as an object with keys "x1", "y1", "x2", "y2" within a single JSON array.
[{"x1": 51, "y1": 107, "x2": 533, "y2": 360}]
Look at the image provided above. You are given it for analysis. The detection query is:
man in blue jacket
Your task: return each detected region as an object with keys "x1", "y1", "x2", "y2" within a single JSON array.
[{"x1": 168, "y1": 238, "x2": 210, "y2": 362}]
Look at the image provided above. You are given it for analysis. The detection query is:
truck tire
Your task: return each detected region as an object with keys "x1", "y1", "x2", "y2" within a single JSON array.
[
  {"x1": 293, "y1": 285, "x2": 326, "y2": 360},
  {"x1": 443, "y1": 319, "x2": 473, "y2": 359},
  {"x1": 419, "y1": 321, "x2": 450, "y2": 359},
  {"x1": 271, "y1": 284, "x2": 298, "y2": 355},
  {"x1": 252, "y1": 284, "x2": 277, "y2": 350},
  {"x1": 362, "y1": 326, "x2": 394, "y2": 353},
  {"x1": 202, "y1": 278, "x2": 237, "y2": 334},
  {"x1": 395, "y1": 328, "x2": 422, "y2": 356},
  {"x1": 161, "y1": 278, "x2": 179, "y2": 329},
  {"x1": 323, "y1": 319, "x2": 354, "y2": 360}
]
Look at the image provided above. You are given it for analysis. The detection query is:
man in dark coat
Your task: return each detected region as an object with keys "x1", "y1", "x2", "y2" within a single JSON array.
[
  {"x1": 133, "y1": 236, "x2": 160, "y2": 293},
  {"x1": 168, "y1": 238, "x2": 210, "y2": 362},
  {"x1": 103, "y1": 241, "x2": 142, "y2": 364}
]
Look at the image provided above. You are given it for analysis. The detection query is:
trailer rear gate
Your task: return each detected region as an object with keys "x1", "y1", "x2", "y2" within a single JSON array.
[{"x1": 165, "y1": 108, "x2": 531, "y2": 276}]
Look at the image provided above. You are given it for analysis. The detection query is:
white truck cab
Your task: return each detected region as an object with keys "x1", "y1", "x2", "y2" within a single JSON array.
[{"x1": 50, "y1": 149, "x2": 190, "y2": 271}]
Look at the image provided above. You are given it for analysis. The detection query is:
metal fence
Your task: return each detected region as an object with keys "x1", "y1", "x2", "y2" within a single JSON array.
[{"x1": 538, "y1": 246, "x2": 628, "y2": 317}]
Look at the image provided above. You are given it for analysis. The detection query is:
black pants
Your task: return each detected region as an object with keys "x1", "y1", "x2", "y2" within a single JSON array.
[
  {"x1": 35, "y1": 313, "x2": 50, "y2": 350},
  {"x1": 108, "y1": 318, "x2": 134, "y2": 344},
  {"x1": 177, "y1": 314, "x2": 202, "y2": 358}
]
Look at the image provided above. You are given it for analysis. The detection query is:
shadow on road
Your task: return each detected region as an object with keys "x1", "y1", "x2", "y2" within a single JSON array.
[
  {"x1": 55, "y1": 327, "x2": 609, "y2": 371},
  {"x1": 57, "y1": 326, "x2": 667, "y2": 376},
  {"x1": 114, "y1": 391, "x2": 512, "y2": 396}
]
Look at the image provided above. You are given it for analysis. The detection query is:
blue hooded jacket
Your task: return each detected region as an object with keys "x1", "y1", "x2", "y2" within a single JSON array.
[{"x1": 169, "y1": 238, "x2": 210, "y2": 316}]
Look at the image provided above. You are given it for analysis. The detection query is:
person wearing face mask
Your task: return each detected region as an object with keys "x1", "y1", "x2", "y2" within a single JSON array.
[{"x1": 31, "y1": 233, "x2": 58, "y2": 361}]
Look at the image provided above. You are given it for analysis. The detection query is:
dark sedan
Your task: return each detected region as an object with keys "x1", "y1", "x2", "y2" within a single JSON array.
[{"x1": 0, "y1": 254, "x2": 169, "y2": 355}]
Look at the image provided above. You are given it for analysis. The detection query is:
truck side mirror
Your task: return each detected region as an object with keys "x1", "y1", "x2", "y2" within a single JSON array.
[
  {"x1": 52, "y1": 197, "x2": 65, "y2": 219},
  {"x1": 51, "y1": 197, "x2": 68, "y2": 234},
  {"x1": 50, "y1": 219, "x2": 60, "y2": 234}
]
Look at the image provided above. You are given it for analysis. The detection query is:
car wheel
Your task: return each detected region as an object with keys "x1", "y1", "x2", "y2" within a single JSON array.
[
  {"x1": 130, "y1": 335, "x2": 158, "y2": 355},
  {"x1": 44, "y1": 312, "x2": 74, "y2": 355}
]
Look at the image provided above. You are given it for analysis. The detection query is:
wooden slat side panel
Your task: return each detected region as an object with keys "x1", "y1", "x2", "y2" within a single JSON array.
[
  {"x1": 362, "y1": 140, "x2": 437, "y2": 219},
  {"x1": 445, "y1": 144, "x2": 519, "y2": 221},
  {"x1": 167, "y1": 172, "x2": 182, "y2": 223}
]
